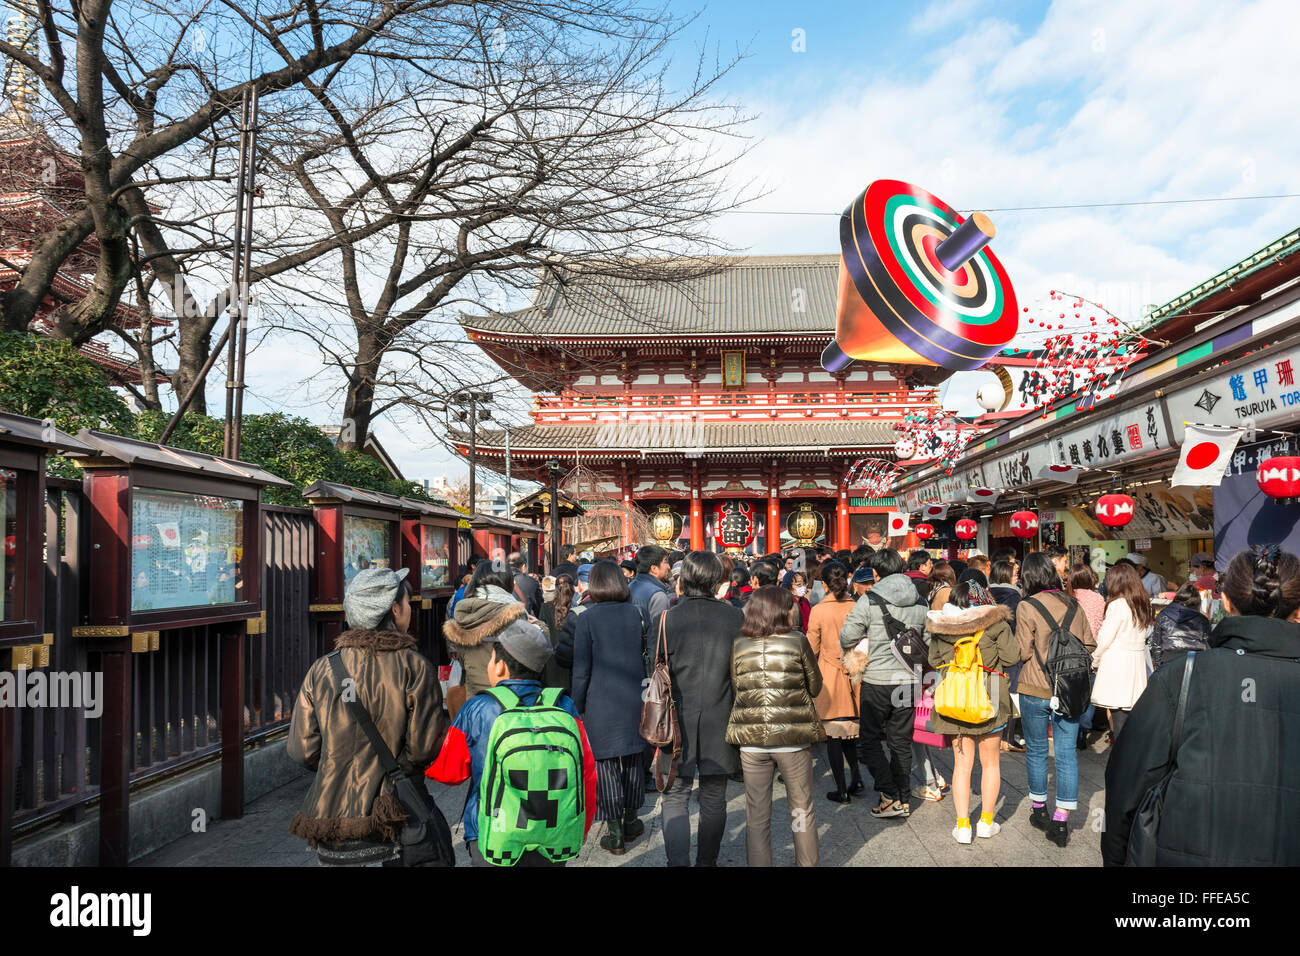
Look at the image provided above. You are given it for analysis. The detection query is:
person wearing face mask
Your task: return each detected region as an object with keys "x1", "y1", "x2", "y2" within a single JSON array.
[{"x1": 789, "y1": 571, "x2": 812, "y2": 632}]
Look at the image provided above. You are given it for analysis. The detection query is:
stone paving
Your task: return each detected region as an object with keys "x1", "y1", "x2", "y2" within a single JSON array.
[{"x1": 138, "y1": 735, "x2": 1109, "y2": 867}]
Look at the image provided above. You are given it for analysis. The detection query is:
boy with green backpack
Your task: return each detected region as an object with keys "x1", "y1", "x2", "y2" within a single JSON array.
[{"x1": 427, "y1": 619, "x2": 597, "y2": 866}]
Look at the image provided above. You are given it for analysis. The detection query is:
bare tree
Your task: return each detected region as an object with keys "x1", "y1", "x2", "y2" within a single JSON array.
[{"x1": 244, "y1": 4, "x2": 755, "y2": 451}]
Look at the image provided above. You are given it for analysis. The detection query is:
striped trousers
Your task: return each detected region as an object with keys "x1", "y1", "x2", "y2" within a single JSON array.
[{"x1": 595, "y1": 753, "x2": 646, "y2": 822}]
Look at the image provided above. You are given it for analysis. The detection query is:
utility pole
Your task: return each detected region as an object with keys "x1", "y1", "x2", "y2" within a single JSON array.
[
  {"x1": 504, "y1": 425, "x2": 512, "y2": 515},
  {"x1": 453, "y1": 391, "x2": 493, "y2": 515}
]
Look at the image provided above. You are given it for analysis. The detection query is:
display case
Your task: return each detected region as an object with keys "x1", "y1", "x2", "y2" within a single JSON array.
[
  {"x1": 0, "y1": 412, "x2": 90, "y2": 650},
  {"x1": 70, "y1": 431, "x2": 290, "y2": 633},
  {"x1": 470, "y1": 513, "x2": 542, "y2": 570},
  {"x1": 399, "y1": 497, "x2": 461, "y2": 597},
  {"x1": 303, "y1": 481, "x2": 407, "y2": 615}
]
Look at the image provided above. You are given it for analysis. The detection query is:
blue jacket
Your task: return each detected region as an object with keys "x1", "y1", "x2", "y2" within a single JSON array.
[
  {"x1": 628, "y1": 572, "x2": 671, "y2": 619},
  {"x1": 426, "y1": 679, "x2": 594, "y2": 843}
]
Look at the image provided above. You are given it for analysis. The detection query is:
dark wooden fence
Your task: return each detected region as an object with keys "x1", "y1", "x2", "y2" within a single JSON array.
[{"x1": 2, "y1": 490, "x2": 449, "y2": 866}]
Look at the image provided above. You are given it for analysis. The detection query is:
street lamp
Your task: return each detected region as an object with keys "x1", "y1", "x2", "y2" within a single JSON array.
[
  {"x1": 452, "y1": 390, "x2": 494, "y2": 516},
  {"x1": 546, "y1": 457, "x2": 561, "y2": 571}
]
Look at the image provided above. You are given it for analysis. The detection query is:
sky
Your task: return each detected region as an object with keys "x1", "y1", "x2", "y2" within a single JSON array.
[{"x1": 223, "y1": 0, "x2": 1300, "y2": 485}]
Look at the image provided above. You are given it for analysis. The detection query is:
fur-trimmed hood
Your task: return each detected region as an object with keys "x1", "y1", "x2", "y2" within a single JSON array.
[
  {"x1": 334, "y1": 628, "x2": 418, "y2": 652},
  {"x1": 925, "y1": 602, "x2": 1011, "y2": 636},
  {"x1": 443, "y1": 598, "x2": 525, "y2": 647}
]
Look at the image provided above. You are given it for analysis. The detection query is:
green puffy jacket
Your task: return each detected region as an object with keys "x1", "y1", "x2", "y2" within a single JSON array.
[{"x1": 725, "y1": 630, "x2": 826, "y2": 748}]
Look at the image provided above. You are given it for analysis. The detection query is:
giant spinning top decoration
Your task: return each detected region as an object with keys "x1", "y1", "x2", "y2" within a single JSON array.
[{"x1": 823, "y1": 180, "x2": 1018, "y2": 373}]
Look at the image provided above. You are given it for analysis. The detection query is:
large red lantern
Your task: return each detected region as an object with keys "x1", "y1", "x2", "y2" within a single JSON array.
[
  {"x1": 1010, "y1": 510, "x2": 1039, "y2": 539},
  {"x1": 955, "y1": 518, "x2": 978, "y2": 540},
  {"x1": 915, "y1": 523, "x2": 935, "y2": 540},
  {"x1": 1095, "y1": 493, "x2": 1135, "y2": 528},
  {"x1": 1257, "y1": 456, "x2": 1300, "y2": 500},
  {"x1": 713, "y1": 500, "x2": 754, "y2": 553}
]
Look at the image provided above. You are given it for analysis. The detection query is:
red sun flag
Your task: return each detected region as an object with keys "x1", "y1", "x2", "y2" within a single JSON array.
[
  {"x1": 887, "y1": 512, "x2": 909, "y2": 536},
  {"x1": 1171, "y1": 425, "x2": 1242, "y2": 488}
]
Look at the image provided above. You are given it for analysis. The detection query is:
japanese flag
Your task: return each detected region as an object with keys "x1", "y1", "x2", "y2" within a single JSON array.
[
  {"x1": 155, "y1": 522, "x2": 181, "y2": 548},
  {"x1": 921, "y1": 503, "x2": 949, "y2": 520},
  {"x1": 1171, "y1": 425, "x2": 1242, "y2": 489},
  {"x1": 886, "y1": 512, "x2": 909, "y2": 537},
  {"x1": 1038, "y1": 463, "x2": 1080, "y2": 484},
  {"x1": 966, "y1": 486, "x2": 1001, "y2": 505}
]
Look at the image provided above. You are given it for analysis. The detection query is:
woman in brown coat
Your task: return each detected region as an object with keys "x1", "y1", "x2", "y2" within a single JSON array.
[
  {"x1": 926, "y1": 581, "x2": 1019, "y2": 845},
  {"x1": 1015, "y1": 552, "x2": 1097, "y2": 849},
  {"x1": 289, "y1": 568, "x2": 447, "y2": 865},
  {"x1": 928, "y1": 560, "x2": 957, "y2": 611},
  {"x1": 804, "y1": 560, "x2": 864, "y2": 802}
]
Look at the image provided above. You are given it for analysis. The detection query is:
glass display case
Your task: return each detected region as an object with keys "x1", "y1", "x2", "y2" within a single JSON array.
[
  {"x1": 303, "y1": 481, "x2": 404, "y2": 615},
  {"x1": 343, "y1": 515, "x2": 392, "y2": 583},
  {"x1": 0, "y1": 414, "x2": 91, "y2": 648},
  {"x1": 130, "y1": 488, "x2": 245, "y2": 612},
  {"x1": 421, "y1": 524, "x2": 450, "y2": 589},
  {"x1": 71, "y1": 430, "x2": 289, "y2": 632}
]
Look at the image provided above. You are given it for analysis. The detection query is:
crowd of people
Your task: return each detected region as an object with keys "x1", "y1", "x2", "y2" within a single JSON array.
[{"x1": 287, "y1": 536, "x2": 1300, "y2": 867}]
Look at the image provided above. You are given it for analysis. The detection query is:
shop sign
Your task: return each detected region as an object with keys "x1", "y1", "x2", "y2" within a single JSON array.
[
  {"x1": 1165, "y1": 344, "x2": 1300, "y2": 443},
  {"x1": 1070, "y1": 482, "x2": 1212, "y2": 540}
]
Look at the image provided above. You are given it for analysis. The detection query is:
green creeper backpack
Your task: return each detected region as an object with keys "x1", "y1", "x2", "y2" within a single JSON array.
[{"x1": 477, "y1": 686, "x2": 587, "y2": 866}]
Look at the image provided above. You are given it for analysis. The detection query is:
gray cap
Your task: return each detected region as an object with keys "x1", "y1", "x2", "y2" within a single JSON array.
[
  {"x1": 1128, "y1": 552, "x2": 1147, "y2": 566},
  {"x1": 483, "y1": 618, "x2": 553, "y2": 674},
  {"x1": 343, "y1": 567, "x2": 410, "y2": 629},
  {"x1": 1192, "y1": 552, "x2": 1214, "y2": 566}
]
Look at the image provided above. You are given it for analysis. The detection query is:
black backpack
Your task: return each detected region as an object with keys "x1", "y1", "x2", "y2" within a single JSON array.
[
  {"x1": 867, "y1": 591, "x2": 928, "y2": 677},
  {"x1": 1023, "y1": 596, "x2": 1092, "y2": 719}
]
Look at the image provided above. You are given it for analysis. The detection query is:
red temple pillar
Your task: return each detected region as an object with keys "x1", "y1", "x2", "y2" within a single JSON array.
[
  {"x1": 766, "y1": 467, "x2": 780, "y2": 554},
  {"x1": 621, "y1": 465, "x2": 632, "y2": 547},
  {"x1": 689, "y1": 463, "x2": 705, "y2": 551},
  {"x1": 836, "y1": 469, "x2": 851, "y2": 551}
]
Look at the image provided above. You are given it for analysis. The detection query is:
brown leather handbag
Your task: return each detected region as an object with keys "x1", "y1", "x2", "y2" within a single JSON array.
[{"x1": 639, "y1": 613, "x2": 680, "y2": 791}]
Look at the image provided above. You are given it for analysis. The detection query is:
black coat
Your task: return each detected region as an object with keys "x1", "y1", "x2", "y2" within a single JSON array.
[
  {"x1": 1149, "y1": 602, "x2": 1212, "y2": 670},
  {"x1": 571, "y1": 600, "x2": 650, "y2": 759},
  {"x1": 1103, "y1": 614, "x2": 1300, "y2": 866},
  {"x1": 514, "y1": 571, "x2": 542, "y2": 617},
  {"x1": 552, "y1": 595, "x2": 592, "y2": 695},
  {"x1": 659, "y1": 595, "x2": 745, "y2": 777}
]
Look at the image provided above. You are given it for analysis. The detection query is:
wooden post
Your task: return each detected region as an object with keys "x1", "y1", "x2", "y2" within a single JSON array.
[
  {"x1": 0, "y1": 694, "x2": 13, "y2": 866},
  {"x1": 99, "y1": 647, "x2": 132, "y2": 866},
  {"x1": 220, "y1": 624, "x2": 246, "y2": 820}
]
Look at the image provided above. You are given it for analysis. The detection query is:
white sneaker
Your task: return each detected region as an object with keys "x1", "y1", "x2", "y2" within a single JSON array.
[
  {"x1": 976, "y1": 819, "x2": 1001, "y2": 839},
  {"x1": 952, "y1": 824, "x2": 973, "y2": 845}
]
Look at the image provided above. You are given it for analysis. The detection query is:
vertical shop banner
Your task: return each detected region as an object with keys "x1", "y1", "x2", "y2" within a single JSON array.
[{"x1": 1213, "y1": 438, "x2": 1300, "y2": 570}]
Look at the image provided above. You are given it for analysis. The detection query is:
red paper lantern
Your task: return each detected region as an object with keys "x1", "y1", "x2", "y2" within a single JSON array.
[
  {"x1": 915, "y1": 523, "x2": 935, "y2": 540},
  {"x1": 955, "y1": 518, "x2": 978, "y2": 540},
  {"x1": 1095, "y1": 493, "x2": 1135, "y2": 528},
  {"x1": 713, "y1": 500, "x2": 754, "y2": 552},
  {"x1": 1010, "y1": 510, "x2": 1039, "y2": 539},
  {"x1": 1257, "y1": 456, "x2": 1300, "y2": 500}
]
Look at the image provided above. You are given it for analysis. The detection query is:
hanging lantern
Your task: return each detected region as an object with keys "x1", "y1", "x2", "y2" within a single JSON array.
[
  {"x1": 1010, "y1": 510, "x2": 1039, "y2": 539},
  {"x1": 894, "y1": 437, "x2": 917, "y2": 460},
  {"x1": 713, "y1": 500, "x2": 754, "y2": 554},
  {"x1": 649, "y1": 505, "x2": 684, "y2": 544},
  {"x1": 915, "y1": 522, "x2": 935, "y2": 540},
  {"x1": 955, "y1": 518, "x2": 978, "y2": 540},
  {"x1": 785, "y1": 502, "x2": 826, "y2": 545},
  {"x1": 1095, "y1": 493, "x2": 1135, "y2": 528},
  {"x1": 1257, "y1": 456, "x2": 1300, "y2": 500}
]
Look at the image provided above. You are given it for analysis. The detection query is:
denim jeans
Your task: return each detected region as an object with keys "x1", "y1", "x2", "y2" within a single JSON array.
[
  {"x1": 1077, "y1": 673, "x2": 1097, "y2": 736},
  {"x1": 1019, "y1": 693, "x2": 1080, "y2": 810},
  {"x1": 658, "y1": 760, "x2": 728, "y2": 867}
]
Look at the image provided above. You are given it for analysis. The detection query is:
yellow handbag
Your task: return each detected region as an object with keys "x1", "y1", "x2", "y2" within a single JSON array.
[{"x1": 934, "y1": 632, "x2": 1001, "y2": 724}]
